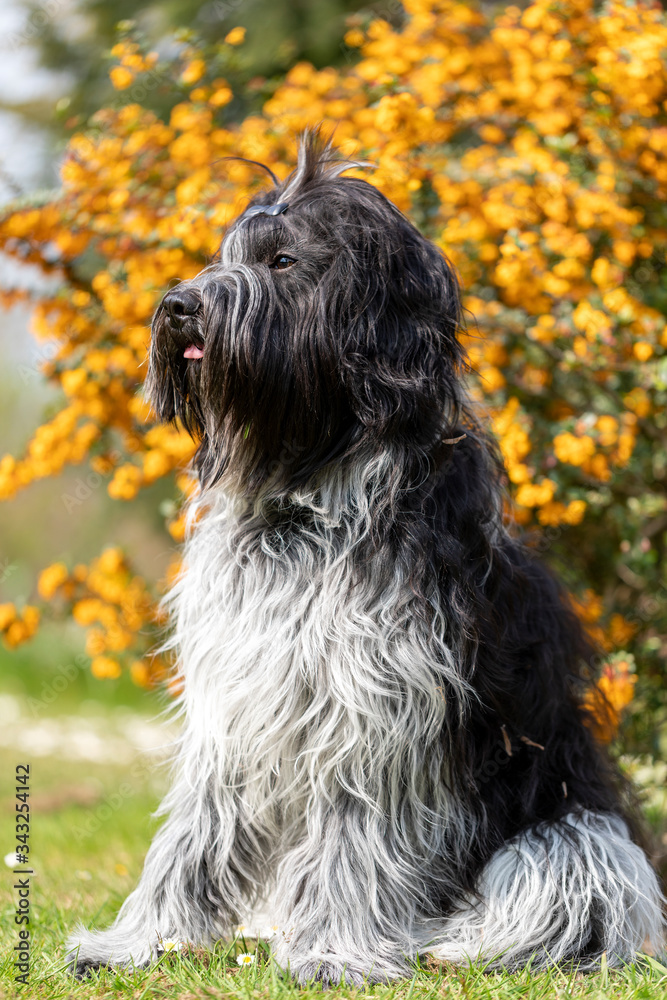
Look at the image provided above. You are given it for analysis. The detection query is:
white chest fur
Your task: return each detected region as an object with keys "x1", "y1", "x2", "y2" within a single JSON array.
[{"x1": 165, "y1": 488, "x2": 467, "y2": 845}]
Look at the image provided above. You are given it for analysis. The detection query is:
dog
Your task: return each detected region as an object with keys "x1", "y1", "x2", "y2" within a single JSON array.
[{"x1": 67, "y1": 130, "x2": 665, "y2": 984}]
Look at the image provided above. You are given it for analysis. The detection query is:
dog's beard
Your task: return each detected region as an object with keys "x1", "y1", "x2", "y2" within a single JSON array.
[
  {"x1": 147, "y1": 255, "x2": 359, "y2": 499},
  {"x1": 146, "y1": 156, "x2": 465, "y2": 503}
]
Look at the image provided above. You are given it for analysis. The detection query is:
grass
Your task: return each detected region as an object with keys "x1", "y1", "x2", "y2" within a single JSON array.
[{"x1": 2, "y1": 736, "x2": 667, "y2": 998}]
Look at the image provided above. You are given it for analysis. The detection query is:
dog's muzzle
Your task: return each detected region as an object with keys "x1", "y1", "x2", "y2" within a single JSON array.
[{"x1": 161, "y1": 286, "x2": 205, "y2": 359}]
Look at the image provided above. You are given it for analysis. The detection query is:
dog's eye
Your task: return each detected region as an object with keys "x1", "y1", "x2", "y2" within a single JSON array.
[{"x1": 269, "y1": 255, "x2": 297, "y2": 271}]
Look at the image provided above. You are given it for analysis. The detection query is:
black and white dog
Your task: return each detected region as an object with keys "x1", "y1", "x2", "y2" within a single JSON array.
[{"x1": 68, "y1": 132, "x2": 664, "y2": 983}]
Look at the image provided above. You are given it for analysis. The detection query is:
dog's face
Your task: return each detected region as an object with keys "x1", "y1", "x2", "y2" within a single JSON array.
[{"x1": 146, "y1": 134, "x2": 465, "y2": 498}]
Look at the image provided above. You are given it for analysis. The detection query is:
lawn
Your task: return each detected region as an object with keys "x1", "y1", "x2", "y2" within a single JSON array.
[{"x1": 1, "y1": 693, "x2": 666, "y2": 999}]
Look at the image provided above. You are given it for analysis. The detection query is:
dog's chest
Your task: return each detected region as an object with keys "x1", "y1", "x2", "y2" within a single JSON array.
[{"x1": 171, "y1": 503, "x2": 456, "y2": 802}]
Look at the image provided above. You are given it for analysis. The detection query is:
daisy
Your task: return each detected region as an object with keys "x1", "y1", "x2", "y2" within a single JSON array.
[
  {"x1": 260, "y1": 925, "x2": 280, "y2": 939},
  {"x1": 237, "y1": 952, "x2": 255, "y2": 966},
  {"x1": 157, "y1": 939, "x2": 183, "y2": 954}
]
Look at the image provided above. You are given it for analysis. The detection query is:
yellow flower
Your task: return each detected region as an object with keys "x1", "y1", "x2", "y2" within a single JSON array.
[
  {"x1": 85, "y1": 628, "x2": 107, "y2": 657},
  {"x1": 608, "y1": 614, "x2": 637, "y2": 648},
  {"x1": 110, "y1": 66, "x2": 134, "y2": 90},
  {"x1": 210, "y1": 85, "x2": 233, "y2": 108},
  {"x1": 110, "y1": 42, "x2": 132, "y2": 59},
  {"x1": 91, "y1": 656, "x2": 123, "y2": 680},
  {"x1": 585, "y1": 452, "x2": 611, "y2": 483},
  {"x1": 344, "y1": 29, "x2": 365, "y2": 48},
  {"x1": 572, "y1": 301, "x2": 610, "y2": 339},
  {"x1": 612, "y1": 240, "x2": 636, "y2": 265},
  {"x1": 480, "y1": 366, "x2": 506, "y2": 392},
  {"x1": 181, "y1": 59, "x2": 206, "y2": 85},
  {"x1": 537, "y1": 499, "x2": 586, "y2": 527},
  {"x1": 623, "y1": 388, "x2": 651, "y2": 418},
  {"x1": 4, "y1": 622, "x2": 28, "y2": 648},
  {"x1": 633, "y1": 341, "x2": 653, "y2": 362},
  {"x1": 596, "y1": 415, "x2": 618, "y2": 446},
  {"x1": 168, "y1": 512, "x2": 187, "y2": 542},
  {"x1": 553, "y1": 432, "x2": 596, "y2": 466},
  {"x1": 2, "y1": 606, "x2": 40, "y2": 648},
  {"x1": 22, "y1": 606, "x2": 40, "y2": 633},
  {"x1": 0, "y1": 603, "x2": 17, "y2": 631},
  {"x1": 38, "y1": 562, "x2": 69, "y2": 599},
  {"x1": 615, "y1": 430, "x2": 637, "y2": 466},
  {"x1": 130, "y1": 660, "x2": 152, "y2": 687},
  {"x1": 515, "y1": 478, "x2": 557, "y2": 507},
  {"x1": 224, "y1": 27, "x2": 246, "y2": 46},
  {"x1": 61, "y1": 368, "x2": 87, "y2": 396},
  {"x1": 73, "y1": 599, "x2": 107, "y2": 626},
  {"x1": 585, "y1": 658, "x2": 637, "y2": 743},
  {"x1": 591, "y1": 258, "x2": 611, "y2": 287},
  {"x1": 537, "y1": 501, "x2": 567, "y2": 526},
  {"x1": 600, "y1": 659, "x2": 637, "y2": 713},
  {"x1": 105, "y1": 625, "x2": 133, "y2": 651},
  {"x1": 96, "y1": 547, "x2": 125, "y2": 575},
  {"x1": 108, "y1": 464, "x2": 143, "y2": 500},
  {"x1": 563, "y1": 499, "x2": 587, "y2": 525}
]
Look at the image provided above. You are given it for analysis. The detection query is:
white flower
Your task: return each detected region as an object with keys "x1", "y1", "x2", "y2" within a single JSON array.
[
  {"x1": 237, "y1": 952, "x2": 255, "y2": 966},
  {"x1": 260, "y1": 925, "x2": 280, "y2": 939},
  {"x1": 4, "y1": 852, "x2": 18, "y2": 868},
  {"x1": 158, "y1": 939, "x2": 183, "y2": 954}
]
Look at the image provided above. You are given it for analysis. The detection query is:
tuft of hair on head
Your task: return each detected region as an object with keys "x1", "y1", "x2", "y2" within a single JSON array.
[
  {"x1": 278, "y1": 125, "x2": 373, "y2": 200},
  {"x1": 219, "y1": 127, "x2": 372, "y2": 222}
]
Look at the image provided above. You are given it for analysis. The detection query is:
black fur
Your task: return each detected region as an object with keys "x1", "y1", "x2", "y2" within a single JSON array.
[{"x1": 147, "y1": 128, "x2": 656, "y2": 921}]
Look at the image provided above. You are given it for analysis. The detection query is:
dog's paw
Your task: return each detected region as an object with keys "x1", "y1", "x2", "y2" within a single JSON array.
[
  {"x1": 280, "y1": 955, "x2": 402, "y2": 989},
  {"x1": 295, "y1": 959, "x2": 367, "y2": 988},
  {"x1": 68, "y1": 956, "x2": 104, "y2": 981}
]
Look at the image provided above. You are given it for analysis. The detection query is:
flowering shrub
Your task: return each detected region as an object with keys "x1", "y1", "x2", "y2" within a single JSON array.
[{"x1": 1, "y1": 0, "x2": 666, "y2": 744}]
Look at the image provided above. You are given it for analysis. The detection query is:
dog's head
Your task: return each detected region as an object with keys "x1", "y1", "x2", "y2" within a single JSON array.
[{"x1": 147, "y1": 130, "x2": 465, "y2": 498}]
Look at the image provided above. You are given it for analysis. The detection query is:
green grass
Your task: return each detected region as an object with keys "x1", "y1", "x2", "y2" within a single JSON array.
[{"x1": 2, "y1": 750, "x2": 667, "y2": 999}]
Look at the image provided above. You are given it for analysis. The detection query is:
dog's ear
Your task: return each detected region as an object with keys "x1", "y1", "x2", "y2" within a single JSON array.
[{"x1": 337, "y1": 216, "x2": 465, "y2": 445}]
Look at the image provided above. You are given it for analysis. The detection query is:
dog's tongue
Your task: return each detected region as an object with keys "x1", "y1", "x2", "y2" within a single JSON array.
[{"x1": 184, "y1": 344, "x2": 204, "y2": 359}]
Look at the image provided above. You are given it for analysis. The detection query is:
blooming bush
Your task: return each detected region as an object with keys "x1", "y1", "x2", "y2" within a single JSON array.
[{"x1": 1, "y1": 0, "x2": 666, "y2": 749}]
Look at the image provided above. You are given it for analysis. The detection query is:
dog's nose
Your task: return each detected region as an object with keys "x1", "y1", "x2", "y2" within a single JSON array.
[{"x1": 163, "y1": 287, "x2": 202, "y2": 322}]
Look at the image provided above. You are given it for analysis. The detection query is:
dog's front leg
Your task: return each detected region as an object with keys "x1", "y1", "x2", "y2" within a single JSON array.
[
  {"x1": 272, "y1": 804, "x2": 418, "y2": 987},
  {"x1": 66, "y1": 768, "x2": 253, "y2": 976}
]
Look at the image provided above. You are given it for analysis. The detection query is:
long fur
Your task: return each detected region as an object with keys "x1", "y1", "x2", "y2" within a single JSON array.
[{"x1": 67, "y1": 130, "x2": 665, "y2": 983}]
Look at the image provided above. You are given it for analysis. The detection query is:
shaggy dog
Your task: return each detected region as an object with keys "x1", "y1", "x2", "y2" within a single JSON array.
[{"x1": 68, "y1": 132, "x2": 665, "y2": 984}]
